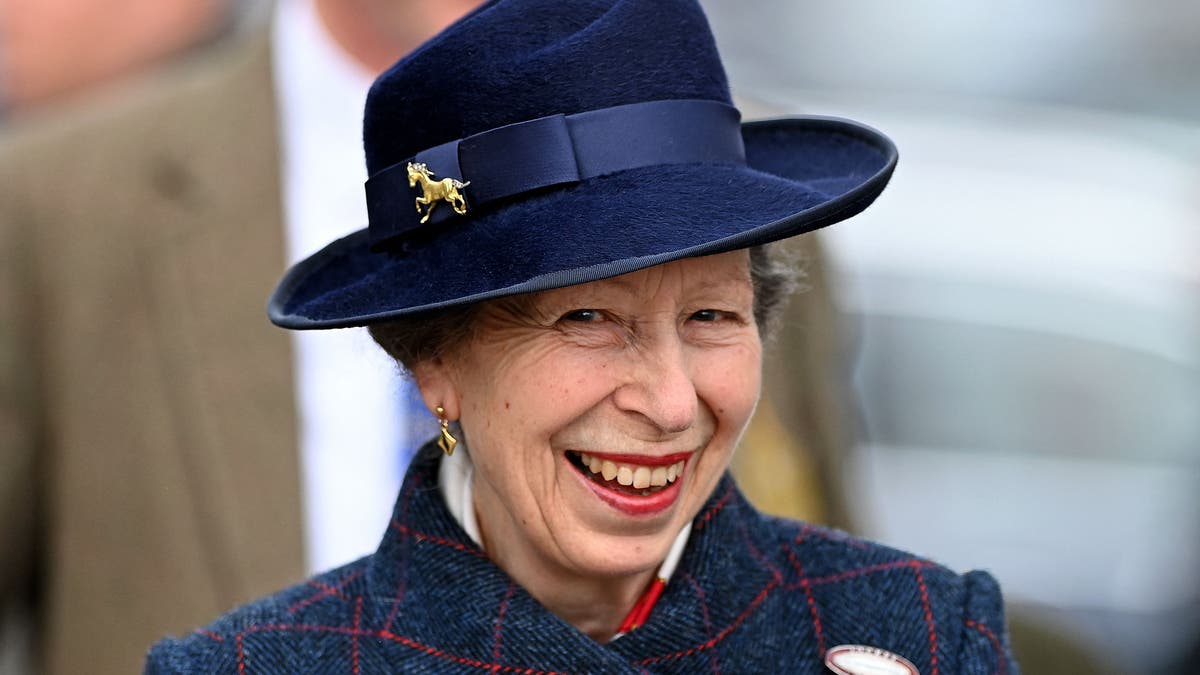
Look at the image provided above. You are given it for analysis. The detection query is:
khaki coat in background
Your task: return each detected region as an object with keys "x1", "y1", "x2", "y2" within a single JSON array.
[{"x1": 0, "y1": 34, "x2": 304, "y2": 675}]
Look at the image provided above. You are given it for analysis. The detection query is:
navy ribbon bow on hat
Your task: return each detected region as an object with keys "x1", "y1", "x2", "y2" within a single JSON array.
[{"x1": 366, "y1": 99, "x2": 746, "y2": 246}]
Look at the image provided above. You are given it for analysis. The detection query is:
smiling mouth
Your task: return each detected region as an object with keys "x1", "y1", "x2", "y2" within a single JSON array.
[{"x1": 566, "y1": 451, "x2": 686, "y2": 497}]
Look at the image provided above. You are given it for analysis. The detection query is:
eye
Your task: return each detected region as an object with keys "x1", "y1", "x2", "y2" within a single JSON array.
[
  {"x1": 561, "y1": 309, "x2": 603, "y2": 323},
  {"x1": 689, "y1": 309, "x2": 722, "y2": 322}
]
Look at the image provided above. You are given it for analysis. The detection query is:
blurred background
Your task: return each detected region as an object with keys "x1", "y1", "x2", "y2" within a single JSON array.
[
  {"x1": 2, "y1": 0, "x2": 1197, "y2": 673},
  {"x1": 703, "y1": 1, "x2": 1200, "y2": 673}
]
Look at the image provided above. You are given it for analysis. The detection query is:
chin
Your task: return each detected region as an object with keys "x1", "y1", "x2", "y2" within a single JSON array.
[{"x1": 560, "y1": 529, "x2": 681, "y2": 579}]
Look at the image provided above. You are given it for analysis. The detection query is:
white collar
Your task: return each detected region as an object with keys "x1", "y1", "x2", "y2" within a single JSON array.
[{"x1": 438, "y1": 444, "x2": 484, "y2": 546}]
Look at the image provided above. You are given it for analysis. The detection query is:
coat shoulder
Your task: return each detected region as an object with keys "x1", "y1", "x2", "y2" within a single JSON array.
[
  {"x1": 750, "y1": 513, "x2": 1018, "y2": 673},
  {"x1": 143, "y1": 558, "x2": 371, "y2": 674}
]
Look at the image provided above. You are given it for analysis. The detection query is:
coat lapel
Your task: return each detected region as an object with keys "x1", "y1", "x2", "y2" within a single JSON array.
[
  {"x1": 145, "y1": 33, "x2": 305, "y2": 605},
  {"x1": 365, "y1": 452, "x2": 787, "y2": 672}
]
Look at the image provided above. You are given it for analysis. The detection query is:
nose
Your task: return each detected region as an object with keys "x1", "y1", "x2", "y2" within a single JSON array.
[{"x1": 612, "y1": 337, "x2": 698, "y2": 435}]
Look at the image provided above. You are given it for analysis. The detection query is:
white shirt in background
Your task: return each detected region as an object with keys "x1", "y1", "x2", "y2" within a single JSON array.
[{"x1": 272, "y1": 0, "x2": 431, "y2": 575}]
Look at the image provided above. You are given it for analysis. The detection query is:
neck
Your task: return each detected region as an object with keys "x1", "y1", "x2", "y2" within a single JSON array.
[
  {"x1": 473, "y1": 492, "x2": 657, "y2": 642},
  {"x1": 313, "y1": 0, "x2": 483, "y2": 74}
]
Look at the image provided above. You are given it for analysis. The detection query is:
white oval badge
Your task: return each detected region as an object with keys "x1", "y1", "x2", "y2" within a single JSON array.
[{"x1": 825, "y1": 644, "x2": 920, "y2": 675}]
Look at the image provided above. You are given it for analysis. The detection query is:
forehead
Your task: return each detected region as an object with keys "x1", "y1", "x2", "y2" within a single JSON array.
[{"x1": 539, "y1": 251, "x2": 752, "y2": 304}]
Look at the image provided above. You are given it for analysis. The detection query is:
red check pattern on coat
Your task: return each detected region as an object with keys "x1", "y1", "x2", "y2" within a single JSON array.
[{"x1": 145, "y1": 447, "x2": 1018, "y2": 674}]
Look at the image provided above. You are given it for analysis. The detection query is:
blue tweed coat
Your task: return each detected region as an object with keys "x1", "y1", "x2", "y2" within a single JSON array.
[{"x1": 145, "y1": 449, "x2": 1017, "y2": 673}]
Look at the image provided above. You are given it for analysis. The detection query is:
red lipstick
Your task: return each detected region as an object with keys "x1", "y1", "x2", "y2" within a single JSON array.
[
  {"x1": 572, "y1": 451, "x2": 692, "y2": 467},
  {"x1": 565, "y1": 452, "x2": 690, "y2": 516}
]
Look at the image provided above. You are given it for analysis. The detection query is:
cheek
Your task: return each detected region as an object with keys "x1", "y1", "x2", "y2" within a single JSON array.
[
  {"x1": 456, "y1": 343, "x2": 611, "y2": 451},
  {"x1": 699, "y1": 344, "x2": 762, "y2": 429}
]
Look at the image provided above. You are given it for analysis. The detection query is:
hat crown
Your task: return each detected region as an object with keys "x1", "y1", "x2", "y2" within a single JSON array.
[{"x1": 362, "y1": 0, "x2": 732, "y2": 176}]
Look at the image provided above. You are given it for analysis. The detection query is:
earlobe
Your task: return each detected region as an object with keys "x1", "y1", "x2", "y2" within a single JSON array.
[{"x1": 411, "y1": 356, "x2": 461, "y2": 419}]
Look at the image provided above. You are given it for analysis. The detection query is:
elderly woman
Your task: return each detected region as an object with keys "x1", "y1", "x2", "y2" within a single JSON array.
[{"x1": 146, "y1": 0, "x2": 1016, "y2": 672}]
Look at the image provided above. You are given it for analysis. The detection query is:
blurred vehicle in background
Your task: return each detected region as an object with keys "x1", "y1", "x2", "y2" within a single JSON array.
[{"x1": 704, "y1": 1, "x2": 1199, "y2": 672}]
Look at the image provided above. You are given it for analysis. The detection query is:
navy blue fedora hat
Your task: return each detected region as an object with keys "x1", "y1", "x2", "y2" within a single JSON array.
[{"x1": 269, "y1": 0, "x2": 897, "y2": 329}]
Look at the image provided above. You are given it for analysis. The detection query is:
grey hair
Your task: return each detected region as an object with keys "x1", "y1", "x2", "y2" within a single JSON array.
[{"x1": 748, "y1": 243, "x2": 800, "y2": 340}]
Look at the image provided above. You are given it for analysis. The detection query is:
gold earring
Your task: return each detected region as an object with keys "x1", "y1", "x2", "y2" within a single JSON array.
[{"x1": 435, "y1": 406, "x2": 457, "y2": 456}]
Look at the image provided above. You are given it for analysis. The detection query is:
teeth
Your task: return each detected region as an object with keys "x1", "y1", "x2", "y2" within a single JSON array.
[
  {"x1": 577, "y1": 453, "x2": 687, "y2": 489},
  {"x1": 601, "y1": 461, "x2": 618, "y2": 481},
  {"x1": 617, "y1": 466, "x2": 634, "y2": 486}
]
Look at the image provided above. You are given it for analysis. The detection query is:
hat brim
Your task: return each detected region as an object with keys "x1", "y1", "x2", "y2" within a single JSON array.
[{"x1": 269, "y1": 116, "x2": 897, "y2": 329}]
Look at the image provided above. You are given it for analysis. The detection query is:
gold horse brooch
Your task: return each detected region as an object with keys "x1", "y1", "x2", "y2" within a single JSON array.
[{"x1": 406, "y1": 162, "x2": 470, "y2": 223}]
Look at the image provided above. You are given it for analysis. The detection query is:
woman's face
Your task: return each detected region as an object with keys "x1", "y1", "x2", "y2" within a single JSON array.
[{"x1": 419, "y1": 250, "x2": 761, "y2": 579}]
